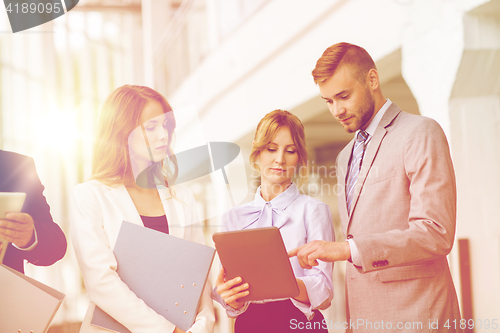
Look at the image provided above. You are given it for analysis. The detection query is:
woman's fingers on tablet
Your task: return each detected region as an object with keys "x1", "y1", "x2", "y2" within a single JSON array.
[
  {"x1": 216, "y1": 267, "x2": 225, "y2": 285},
  {"x1": 220, "y1": 281, "x2": 249, "y2": 304},
  {"x1": 224, "y1": 284, "x2": 250, "y2": 303},
  {"x1": 226, "y1": 289, "x2": 249, "y2": 304},
  {"x1": 226, "y1": 285, "x2": 249, "y2": 299},
  {"x1": 233, "y1": 282, "x2": 249, "y2": 293},
  {"x1": 215, "y1": 266, "x2": 250, "y2": 306},
  {"x1": 217, "y1": 275, "x2": 244, "y2": 293},
  {"x1": 225, "y1": 276, "x2": 243, "y2": 288}
]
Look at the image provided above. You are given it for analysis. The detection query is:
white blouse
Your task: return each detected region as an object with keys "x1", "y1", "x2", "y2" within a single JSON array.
[{"x1": 214, "y1": 183, "x2": 334, "y2": 320}]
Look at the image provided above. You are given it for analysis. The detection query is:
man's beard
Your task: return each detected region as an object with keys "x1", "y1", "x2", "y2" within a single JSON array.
[{"x1": 355, "y1": 88, "x2": 376, "y2": 132}]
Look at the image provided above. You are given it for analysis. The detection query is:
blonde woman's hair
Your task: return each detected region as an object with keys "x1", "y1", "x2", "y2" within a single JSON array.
[
  {"x1": 250, "y1": 110, "x2": 308, "y2": 188},
  {"x1": 91, "y1": 85, "x2": 178, "y2": 187}
]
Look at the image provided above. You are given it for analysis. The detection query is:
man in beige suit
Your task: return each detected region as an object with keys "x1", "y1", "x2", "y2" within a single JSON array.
[{"x1": 289, "y1": 43, "x2": 462, "y2": 332}]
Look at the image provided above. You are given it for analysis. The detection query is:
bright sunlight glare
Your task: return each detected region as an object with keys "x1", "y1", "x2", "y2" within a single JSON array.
[{"x1": 33, "y1": 111, "x2": 80, "y2": 154}]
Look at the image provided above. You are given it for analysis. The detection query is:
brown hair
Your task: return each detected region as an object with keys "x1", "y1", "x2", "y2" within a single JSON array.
[
  {"x1": 312, "y1": 42, "x2": 376, "y2": 85},
  {"x1": 250, "y1": 110, "x2": 308, "y2": 188},
  {"x1": 91, "y1": 85, "x2": 177, "y2": 187}
]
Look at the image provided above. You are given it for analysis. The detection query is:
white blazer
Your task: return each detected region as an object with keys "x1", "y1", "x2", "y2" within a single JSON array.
[{"x1": 70, "y1": 180, "x2": 215, "y2": 333}]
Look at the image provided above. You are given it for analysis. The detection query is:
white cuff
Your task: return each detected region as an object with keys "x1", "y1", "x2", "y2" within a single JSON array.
[
  {"x1": 290, "y1": 298, "x2": 314, "y2": 321},
  {"x1": 347, "y1": 238, "x2": 362, "y2": 266},
  {"x1": 291, "y1": 276, "x2": 332, "y2": 320}
]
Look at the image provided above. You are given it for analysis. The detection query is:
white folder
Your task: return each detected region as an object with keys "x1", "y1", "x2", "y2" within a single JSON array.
[
  {"x1": 0, "y1": 264, "x2": 65, "y2": 333},
  {"x1": 91, "y1": 221, "x2": 215, "y2": 332}
]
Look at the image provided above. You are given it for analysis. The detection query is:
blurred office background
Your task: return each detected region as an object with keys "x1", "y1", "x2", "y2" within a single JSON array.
[{"x1": 1, "y1": 0, "x2": 499, "y2": 332}]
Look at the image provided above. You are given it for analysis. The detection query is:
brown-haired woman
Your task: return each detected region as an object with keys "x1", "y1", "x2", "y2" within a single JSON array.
[
  {"x1": 70, "y1": 85, "x2": 214, "y2": 333},
  {"x1": 214, "y1": 110, "x2": 334, "y2": 332}
]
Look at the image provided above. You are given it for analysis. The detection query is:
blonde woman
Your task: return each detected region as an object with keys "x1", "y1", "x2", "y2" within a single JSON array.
[
  {"x1": 70, "y1": 85, "x2": 214, "y2": 333},
  {"x1": 214, "y1": 110, "x2": 334, "y2": 332}
]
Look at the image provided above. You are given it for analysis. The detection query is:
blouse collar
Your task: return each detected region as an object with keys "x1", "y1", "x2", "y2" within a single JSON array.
[{"x1": 234, "y1": 183, "x2": 300, "y2": 230}]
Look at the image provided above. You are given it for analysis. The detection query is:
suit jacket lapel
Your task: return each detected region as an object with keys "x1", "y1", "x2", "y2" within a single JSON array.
[
  {"x1": 104, "y1": 186, "x2": 143, "y2": 249},
  {"x1": 105, "y1": 186, "x2": 143, "y2": 227},
  {"x1": 347, "y1": 104, "x2": 402, "y2": 227}
]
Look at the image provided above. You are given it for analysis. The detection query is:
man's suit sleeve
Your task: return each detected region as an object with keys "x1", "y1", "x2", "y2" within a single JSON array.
[
  {"x1": 354, "y1": 118, "x2": 457, "y2": 272},
  {"x1": 11, "y1": 156, "x2": 67, "y2": 266}
]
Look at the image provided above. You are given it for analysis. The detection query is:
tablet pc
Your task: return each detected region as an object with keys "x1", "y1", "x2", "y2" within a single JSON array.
[
  {"x1": 213, "y1": 227, "x2": 299, "y2": 302},
  {"x1": 0, "y1": 192, "x2": 26, "y2": 218}
]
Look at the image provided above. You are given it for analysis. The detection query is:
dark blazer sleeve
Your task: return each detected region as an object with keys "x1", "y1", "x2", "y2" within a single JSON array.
[{"x1": 1, "y1": 151, "x2": 67, "y2": 272}]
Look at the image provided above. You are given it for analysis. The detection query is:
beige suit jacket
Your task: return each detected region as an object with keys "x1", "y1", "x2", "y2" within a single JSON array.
[
  {"x1": 336, "y1": 103, "x2": 461, "y2": 332},
  {"x1": 70, "y1": 180, "x2": 215, "y2": 333}
]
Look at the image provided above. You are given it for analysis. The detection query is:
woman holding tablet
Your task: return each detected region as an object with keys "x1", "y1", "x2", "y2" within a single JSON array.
[
  {"x1": 214, "y1": 110, "x2": 334, "y2": 332},
  {"x1": 70, "y1": 85, "x2": 214, "y2": 333}
]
